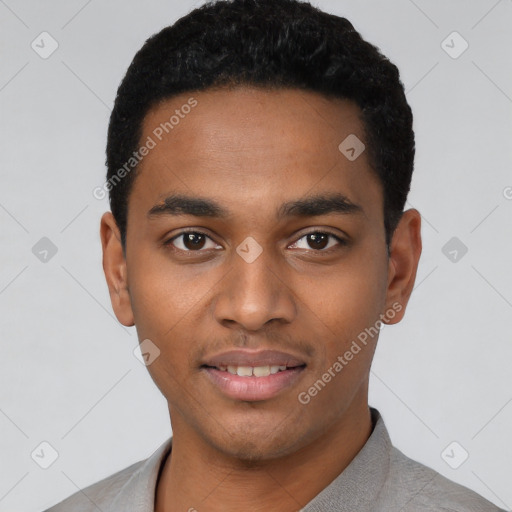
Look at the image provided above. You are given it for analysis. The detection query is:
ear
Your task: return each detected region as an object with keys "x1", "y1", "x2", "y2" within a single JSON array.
[
  {"x1": 383, "y1": 208, "x2": 422, "y2": 324},
  {"x1": 100, "y1": 212, "x2": 135, "y2": 327}
]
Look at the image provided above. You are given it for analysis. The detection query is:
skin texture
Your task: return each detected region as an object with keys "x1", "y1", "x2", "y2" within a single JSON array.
[{"x1": 100, "y1": 86, "x2": 422, "y2": 511}]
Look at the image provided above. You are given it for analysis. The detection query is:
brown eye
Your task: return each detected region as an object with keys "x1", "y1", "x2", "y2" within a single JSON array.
[
  {"x1": 182, "y1": 232, "x2": 206, "y2": 250},
  {"x1": 306, "y1": 233, "x2": 329, "y2": 250},
  {"x1": 289, "y1": 231, "x2": 346, "y2": 251},
  {"x1": 165, "y1": 231, "x2": 221, "y2": 252}
]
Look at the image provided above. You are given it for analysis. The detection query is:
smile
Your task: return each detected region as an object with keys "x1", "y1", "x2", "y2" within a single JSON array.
[
  {"x1": 211, "y1": 364, "x2": 296, "y2": 377},
  {"x1": 200, "y1": 349, "x2": 308, "y2": 401}
]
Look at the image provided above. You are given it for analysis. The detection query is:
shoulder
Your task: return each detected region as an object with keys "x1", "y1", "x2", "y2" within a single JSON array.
[
  {"x1": 42, "y1": 436, "x2": 173, "y2": 511},
  {"x1": 381, "y1": 445, "x2": 505, "y2": 511},
  {"x1": 42, "y1": 459, "x2": 146, "y2": 511}
]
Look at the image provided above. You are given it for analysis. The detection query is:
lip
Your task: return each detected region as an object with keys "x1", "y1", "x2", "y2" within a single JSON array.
[
  {"x1": 201, "y1": 349, "x2": 307, "y2": 402},
  {"x1": 202, "y1": 349, "x2": 306, "y2": 368},
  {"x1": 203, "y1": 366, "x2": 306, "y2": 401}
]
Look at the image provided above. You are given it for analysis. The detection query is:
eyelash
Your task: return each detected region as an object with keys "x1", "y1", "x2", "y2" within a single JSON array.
[{"x1": 163, "y1": 229, "x2": 347, "y2": 254}]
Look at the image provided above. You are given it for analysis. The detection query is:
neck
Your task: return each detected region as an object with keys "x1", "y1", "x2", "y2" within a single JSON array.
[{"x1": 155, "y1": 395, "x2": 373, "y2": 512}]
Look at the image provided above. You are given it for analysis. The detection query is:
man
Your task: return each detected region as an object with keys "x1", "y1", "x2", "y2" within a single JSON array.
[{"x1": 45, "y1": 0, "x2": 504, "y2": 510}]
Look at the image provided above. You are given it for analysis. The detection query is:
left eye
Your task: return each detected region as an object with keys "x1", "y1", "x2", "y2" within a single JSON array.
[{"x1": 289, "y1": 232, "x2": 345, "y2": 251}]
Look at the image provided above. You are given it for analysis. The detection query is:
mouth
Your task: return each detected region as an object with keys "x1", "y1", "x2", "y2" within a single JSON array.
[
  {"x1": 200, "y1": 350, "x2": 307, "y2": 401},
  {"x1": 201, "y1": 363, "x2": 304, "y2": 377}
]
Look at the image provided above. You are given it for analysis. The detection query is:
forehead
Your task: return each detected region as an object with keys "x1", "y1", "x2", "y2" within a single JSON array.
[{"x1": 129, "y1": 86, "x2": 382, "y2": 226}]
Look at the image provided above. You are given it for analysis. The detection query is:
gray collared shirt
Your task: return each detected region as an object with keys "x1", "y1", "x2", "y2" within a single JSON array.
[{"x1": 44, "y1": 408, "x2": 505, "y2": 511}]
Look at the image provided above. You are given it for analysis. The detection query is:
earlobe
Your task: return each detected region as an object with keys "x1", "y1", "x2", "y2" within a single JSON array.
[
  {"x1": 383, "y1": 208, "x2": 422, "y2": 325},
  {"x1": 100, "y1": 212, "x2": 135, "y2": 327}
]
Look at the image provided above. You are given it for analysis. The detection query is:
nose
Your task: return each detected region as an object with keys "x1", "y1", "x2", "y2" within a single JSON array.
[{"x1": 212, "y1": 241, "x2": 297, "y2": 332}]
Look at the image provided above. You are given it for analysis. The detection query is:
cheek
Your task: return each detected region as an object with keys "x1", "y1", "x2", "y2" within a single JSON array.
[
  {"x1": 127, "y1": 249, "x2": 206, "y2": 337},
  {"x1": 126, "y1": 253, "x2": 215, "y2": 384},
  {"x1": 295, "y1": 260, "x2": 385, "y2": 415},
  {"x1": 298, "y1": 258, "x2": 388, "y2": 391},
  {"x1": 128, "y1": 266, "x2": 200, "y2": 399},
  {"x1": 302, "y1": 254, "x2": 387, "y2": 341}
]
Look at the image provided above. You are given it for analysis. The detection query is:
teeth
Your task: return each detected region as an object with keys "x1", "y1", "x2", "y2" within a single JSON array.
[
  {"x1": 217, "y1": 365, "x2": 289, "y2": 377},
  {"x1": 236, "y1": 366, "x2": 253, "y2": 377},
  {"x1": 253, "y1": 365, "x2": 270, "y2": 377}
]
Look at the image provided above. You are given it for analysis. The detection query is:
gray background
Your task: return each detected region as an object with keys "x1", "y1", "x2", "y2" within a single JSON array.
[{"x1": 1, "y1": 0, "x2": 511, "y2": 510}]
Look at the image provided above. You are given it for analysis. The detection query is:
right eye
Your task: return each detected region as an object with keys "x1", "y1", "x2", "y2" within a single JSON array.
[{"x1": 164, "y1": 230, "x2": 222, "y2": 252}]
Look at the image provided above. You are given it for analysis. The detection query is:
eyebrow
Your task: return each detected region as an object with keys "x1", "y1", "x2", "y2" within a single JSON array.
[{"x1": 147, "y1": 193, "x2": 365, "y2": 220}]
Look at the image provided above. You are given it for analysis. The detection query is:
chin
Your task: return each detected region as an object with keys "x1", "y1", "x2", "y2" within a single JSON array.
[
  {"x1": 217, "y1": 438, "x2": 294, "y2": 463},
  {"x1": 204, "y1": 417, "x2": 307, "y2": 463}
]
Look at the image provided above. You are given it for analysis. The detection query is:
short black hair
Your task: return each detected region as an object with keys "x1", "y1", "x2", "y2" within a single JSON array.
[{"x1": 106, "y1": 0, "x2": 414, "y2": 253}]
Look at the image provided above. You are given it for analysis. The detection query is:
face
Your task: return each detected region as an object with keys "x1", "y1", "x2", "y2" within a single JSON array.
[{"x1": 101, "y1": 86, "x2": 420, "y2": 462}]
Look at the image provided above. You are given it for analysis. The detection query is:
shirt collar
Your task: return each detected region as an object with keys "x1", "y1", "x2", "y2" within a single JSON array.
[
  {"x1": 108, "y1": 436, "x2": 172, "y2": 512},
  {"x1": 302, "y1": 407, "x2": 390, "y2": 511},
  {"x1": 108, "y1": 407, "x2": 389, "y2": 511}
]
